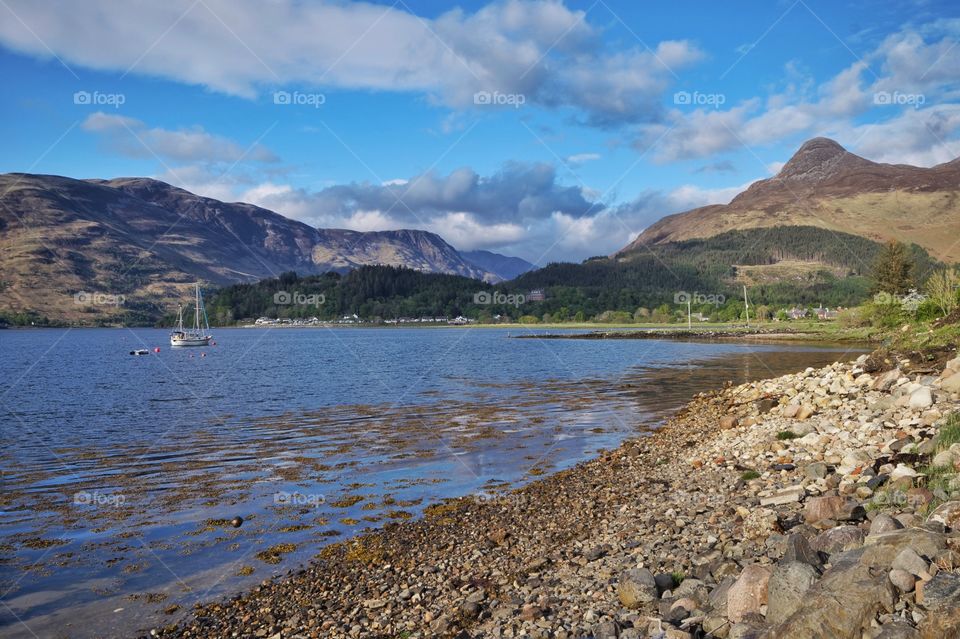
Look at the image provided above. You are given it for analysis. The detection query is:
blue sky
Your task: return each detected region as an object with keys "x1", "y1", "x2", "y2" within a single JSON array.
[{"x1": 1, "y1": 0, "x2": 958, "y2": 264}]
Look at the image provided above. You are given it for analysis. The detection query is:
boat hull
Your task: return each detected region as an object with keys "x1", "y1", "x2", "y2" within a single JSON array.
[{"x1": 170, "y1": 335, "x2": 211, "y2": 347}]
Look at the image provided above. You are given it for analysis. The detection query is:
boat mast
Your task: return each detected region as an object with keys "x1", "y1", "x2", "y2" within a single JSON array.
[{"x1": 194, "y1": 284, "x2": 201, "y2": 333}]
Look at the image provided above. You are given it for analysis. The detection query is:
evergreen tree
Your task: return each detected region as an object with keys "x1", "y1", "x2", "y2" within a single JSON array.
[{"x1": 870, "y1": 240, "x2": 915, "y2": 295}]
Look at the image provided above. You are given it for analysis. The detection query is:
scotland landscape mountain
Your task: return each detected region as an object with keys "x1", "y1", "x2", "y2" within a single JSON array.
[
  {"x1": 625, "y1": 138, "x2": 960, "y2": 262},
  {"x1": 2, "y1": 137, "x2": 954, "y2": 325},
  {"x1": 0, "y1": 173, "x2": 503, "y2": 322}
]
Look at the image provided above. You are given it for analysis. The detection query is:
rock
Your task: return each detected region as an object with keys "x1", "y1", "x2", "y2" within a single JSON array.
[
  {"x1": 928, "y1": 500, "x2": 960, "y2": 529},
  {"x1": 460, "y1": 600, "x2": 481, "y2": 618},
  {"x1": 941, "y1": 372, "x2": 960, "y2": 394},
  {"x1": 804, "y1": 496, "x2": 864, "y2": 524},
  {"x1": 870, "y1": 513, "x2": 904, "y2": 535},
  {"x1": 617, "y1": 568, "x2": 657, "y2": 610},
  {"x1": 755, "y1": 398, "x2": 777, "y2": 413},
  {"x1": 519, "y1": 603, "x2": 543, "y2": 621},
  {"x1": 891, "y1": 548, "x2": 932, "y2": 580},
  {"x1": 931, "y1": 449, "x2": 955, "y2": 468},
  {"x1": 862, "y1": 529, "x2": 948, "y2": 568},
  {"x1": 889, "y1": 464, "x2": 922, "y2": 482},
  {"x1": 654, "y1": 572, "x2": 675, "y2": 594},
  {"x1": 591, "y1": 620, "x2": 618, "y2": 639},
  {"x1": 874, "y1": 369, "x2": 902, "y2": 391},
  {"x1": 875, "y1": 621, "x2": 921, "y2": 639},
  {"x1": 703, "y1": 616, "x2": 731, "y2": 638},
  {"x1": 760, "y1": 485, "x2": 805, "y2": 506},
  {"x1": 766, "y1": 561, "x2": 819, "y2": 624},
  {"x1": 783, "y1": 404, "x2": 801, "y2": 418},
  {"x1": 763, "y1": 550, "x2": 896, "y2": 639},
  {"x1": 720, "y1": 415, "x2": 739, "y2": 430},
  {"x1": 909, "y1": 387, "x2": 933, "y2": 409},
  {"x1": 888, "y1": 568, "x2": 916, "y2": 593},
  {"x1": 811, "y1": 526, "x2": 865, "y2": 555},
  {"x1": 727, "y1": 564, "x2": 771, "y2": 623},
  {"x1": 797, "y1": 405, "x2": 816, "y2": 420},
  {"x1": 781, "y1": 533, "x2": 822, "y2": 569},
  {"x1": 916, "y1": 572, "x2": 960, "y2": 638},
  {"x1": 804, "y1": 462, "x2": 829, "y2": 480},
  {"x1": 673, "y1": 577, "x2": 709, "y2": 606}
]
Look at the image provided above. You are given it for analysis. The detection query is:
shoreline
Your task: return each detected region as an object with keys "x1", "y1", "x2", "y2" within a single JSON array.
[{"x1": 155, "y1": 343, "x2": 960, "y2": 639}]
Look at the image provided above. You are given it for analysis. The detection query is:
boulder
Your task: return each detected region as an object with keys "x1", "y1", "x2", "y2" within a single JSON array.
[
  {"x1": 875, "y1": 621, "x2": 921, "y2": 639},
  {"x1": 941, "y1": 372, "x2": 960, "y2": 394},
  {"x1": 811, "y1": 525, "x2": 865, "y2": 555},
  {"x1": 917, "y1": 572, "x2": 960, "y2": 638},
  {"x1": 781, "y1": 533, "x2": 822, "y2": 569},
  {"x1": 720, "y1": 415, "x2": 739, "y2": 430},
  {"x1": 762, "y1": 550, "x2": 895, "y2": 639},
  {"x1": 804, "y1": 496, "x2": 864, "y2": 524},
  {"x1": 908, "y1": 387, "x2": 933, "y2": 409},
  {"x1": 766, "y1": 560, "x2": 819, "y2": 624},
  {"x1": 873, "y1": 369, "x2": 902, "y2": 391},
  {"x1": 892, "y1": 548, "x2": 932, "y2": 580},
  {"x1": 804, "y1": 462, "x2": 829, "y2": 480},
  {"x1": 869, "y1": 513, "x2": 904, "y2": 536},
  {"x1": 760, "y1": 485, "x2": 805, "y2": 507},
  {"x1": 861, "y1": 529, "x2": 948, "y2": 569},
  {"x1": 888, "y1": 568, "x2": 915, "y2": 593},
  {"x1": 727, "y1": 564, "x2": 771, "y2": 623},
  {"x1": 617, "y1": 568, "x2": 657, "y2": 610},
  {"x1": 928, "y1": 500, "x2": 960, "y2": 529}
]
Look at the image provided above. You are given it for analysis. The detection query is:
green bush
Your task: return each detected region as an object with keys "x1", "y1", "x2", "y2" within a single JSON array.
[{"x1": 863, "y1": 301, "x2": 906, "y2": 329}]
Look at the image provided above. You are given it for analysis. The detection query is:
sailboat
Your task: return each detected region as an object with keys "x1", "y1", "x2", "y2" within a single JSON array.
[{"x1": 170, "y1": 284, "x2": 213, "y2": 347}]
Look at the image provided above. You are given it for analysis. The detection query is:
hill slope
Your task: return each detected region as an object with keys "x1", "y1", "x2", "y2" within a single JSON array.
[
  {"x1": 461, "y1": 250, "x2": 536, "y2": 281},
  {"x1": 623, "y1": 138, "x2": 960, "y2": 262},
  {"x1": 0, "y1": 173, "x2": 494, "y2": 322}
]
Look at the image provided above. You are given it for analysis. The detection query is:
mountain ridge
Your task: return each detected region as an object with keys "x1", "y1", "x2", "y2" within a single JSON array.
[
  {"x1": 624, "y1": 138, "x2": 960, "y2": 261},
  {"x1": 0, "y1": 173, "x2": 513, "y2": 321}
]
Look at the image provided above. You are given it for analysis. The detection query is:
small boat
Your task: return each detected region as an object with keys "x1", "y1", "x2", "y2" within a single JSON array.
[
  {"x1": 129, "y1": 349, "x2": 150, "y2": 356},
  {"x1": 171, "y1": 284, "x2": 213, "y2": 347}
]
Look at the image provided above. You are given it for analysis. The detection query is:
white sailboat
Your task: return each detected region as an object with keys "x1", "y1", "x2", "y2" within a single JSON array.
[{"x1": 170, "y1": 284, "x2": 212, "y2": 347}]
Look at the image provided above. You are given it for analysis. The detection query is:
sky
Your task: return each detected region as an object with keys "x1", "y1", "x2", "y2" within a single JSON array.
[{"x1": 1, "y1": 0, "x2": 959, "y2": 265}]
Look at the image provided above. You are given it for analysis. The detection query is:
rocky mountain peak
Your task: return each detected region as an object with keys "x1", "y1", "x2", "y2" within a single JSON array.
[{"x1": 776, "y1": 137, "x2": 861, "y2": 182}]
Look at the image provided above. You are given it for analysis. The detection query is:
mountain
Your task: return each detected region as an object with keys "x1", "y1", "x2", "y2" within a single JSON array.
[
  {"x1": 0, "y1": 173, "x2": 496, "y2": 323},
  {"x1": 622, "y1": 138, "x2": 960, "y2": 262},
  {"x1": 461, "y1": 250, "x2": 536, "y2": 281}
]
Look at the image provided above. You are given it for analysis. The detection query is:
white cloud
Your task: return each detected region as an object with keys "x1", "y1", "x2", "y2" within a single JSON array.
[
  {"x1": 82, "y1": 112, "x2": 277, "y2": 164},
  {"x1": 1, "y1": 0, "x2": 700, "y2": 125},
  {"x1": 565, "y1": 152, "x2": 601, "y2": 165},
  {"x1": 638, "y1": 25, "x2": 960, "y2": 163}
]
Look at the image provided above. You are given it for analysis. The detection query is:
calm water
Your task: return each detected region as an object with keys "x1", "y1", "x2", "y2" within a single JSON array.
[{"x1": 0, "y1": 327, "x2": 865, "y2": 638}]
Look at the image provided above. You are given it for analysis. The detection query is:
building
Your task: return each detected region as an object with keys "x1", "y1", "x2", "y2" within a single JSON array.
[{"x1": 527, "y1": 289, "x2": 546, "y2": 302}]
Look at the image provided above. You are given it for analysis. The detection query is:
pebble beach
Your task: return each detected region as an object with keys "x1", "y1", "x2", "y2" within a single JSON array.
[{"x1": 155, "y1": 345, "x2": 960, "y2": 639}]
